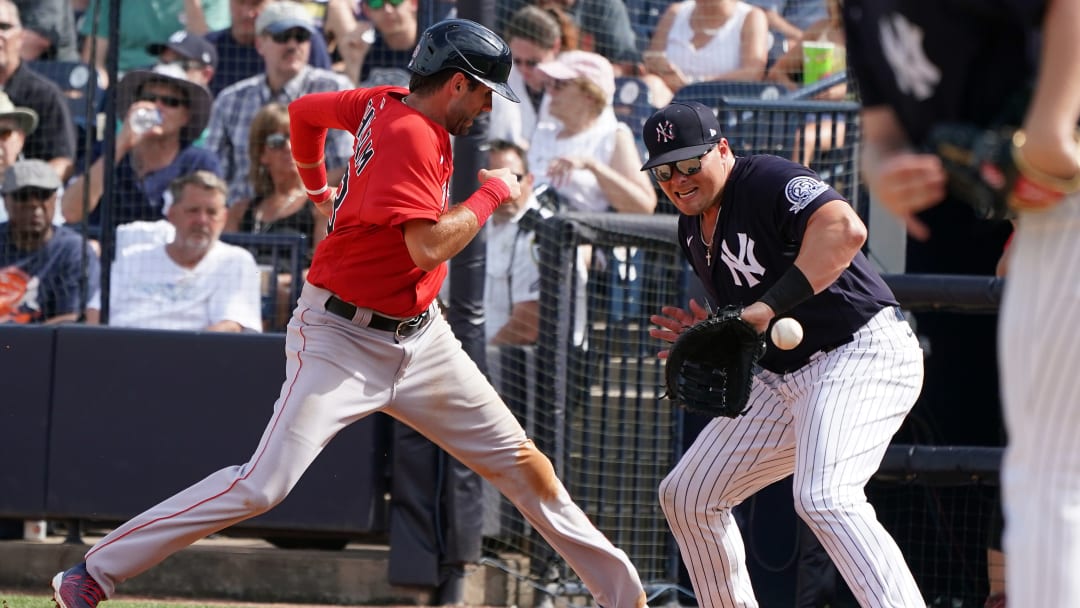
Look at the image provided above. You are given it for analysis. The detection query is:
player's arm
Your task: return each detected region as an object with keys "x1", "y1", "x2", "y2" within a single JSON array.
[
  {"x1": 401, "y1": 169, "x2": 519, "y2": 272},
  {"x1": 1014, "y1": 0, "x2": 1080, "y2": 193},
  {"x1": 859, "y1": 105, "x2": 946, "y2": 240},
  {"x1": 288, "y1": 91, "x2": 359, "y2": 209},
  {"x1": 742, "y1": 199, "x2": 865, "y2": 332}
]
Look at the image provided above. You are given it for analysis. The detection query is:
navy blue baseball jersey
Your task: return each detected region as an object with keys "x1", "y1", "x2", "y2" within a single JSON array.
[
  {"x1": 844, "y1": 0, "x2": 1043, "y2": 144},
  {"x1": 679, "y1": 155, "x2": 897, "y2": 372}
]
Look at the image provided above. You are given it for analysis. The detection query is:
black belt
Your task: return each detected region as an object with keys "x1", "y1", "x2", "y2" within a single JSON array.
[{"x1": 324, "y1": 295, "x2": 431, "y2": 338}]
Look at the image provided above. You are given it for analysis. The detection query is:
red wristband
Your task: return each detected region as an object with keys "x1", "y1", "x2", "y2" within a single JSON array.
[{"x1": 461, "y1": 179, "x2": 510, "y2": 226}]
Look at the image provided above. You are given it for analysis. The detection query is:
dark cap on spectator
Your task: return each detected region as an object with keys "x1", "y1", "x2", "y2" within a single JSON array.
[
  {"x1": 147, "y1": 31, "x2": 218, "y2": 69},
  {"x1": 641, "y1": 102, "x2": 723, "y2": 170},
  {"x1": 255, "y1": 1, "x2": 317, "y2": 37},
  {"x1": 2, "y1": 159, "x2": 62, "y2": 194},
  {"x1": 0, "y1": 92, "x2": 39, "y2": 135}
]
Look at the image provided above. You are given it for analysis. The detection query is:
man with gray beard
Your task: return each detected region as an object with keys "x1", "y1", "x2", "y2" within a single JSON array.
[{"x1": 86, "y1": 171, "x2": 262, "y2": 332}]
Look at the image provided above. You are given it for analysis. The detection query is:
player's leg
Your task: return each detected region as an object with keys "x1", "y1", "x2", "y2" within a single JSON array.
[
  {"x1": 75, "y1": 287, "x2": 401, "y2": 597},
  {"x1": 788, "y1": 307, "x2": 924, "y2": 608},
  {"x1": 657, "y1": 376, "x2": 795, "y2": 608},
  {"x1": 389, "y1": 312, "x2": 646, "y2": 608},
  {"x1": 999, "y1": 198, "x2": 1080, "y2": 608}
]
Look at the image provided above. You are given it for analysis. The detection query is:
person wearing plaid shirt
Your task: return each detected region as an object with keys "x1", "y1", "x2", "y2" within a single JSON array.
[{"x1": 203, "y1": 1, "x2": 353, "y2": 206}]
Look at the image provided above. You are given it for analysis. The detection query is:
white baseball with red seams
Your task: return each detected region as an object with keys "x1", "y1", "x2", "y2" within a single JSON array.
[{"x1": 770, "y1": 317, "x2": 804, "y2": 350}]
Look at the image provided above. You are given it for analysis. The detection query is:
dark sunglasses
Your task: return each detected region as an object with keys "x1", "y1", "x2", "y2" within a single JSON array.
[
  {"x1": 138, "y1": 92, "x2": 189, "y2": 108},
  {"x1": 649, "y1": 147, "x2": 714, "y2": 182},
  {"x1": 365, "y1": 0, "x2": 406, "y2": 8},
  {"x1": 170, "y1": 59, "x2": 208, "y2": 71},
  {"x1": 513, "y1": 58, "x2": 540, "y2": 69},
  {"x1": 265, "y1": 133, "x2": 290, "y2": 149},
  {"x1": 9, "y1": 187, "x2": 56, "y2": 203},
  {"x1": 270, "y1": 27, "x2": 312, "y2": 44}
]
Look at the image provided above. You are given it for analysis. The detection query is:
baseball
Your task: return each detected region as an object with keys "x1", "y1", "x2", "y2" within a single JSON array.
[{"x1": 770, "y1": 317, "x2": 804, "y2": 350}]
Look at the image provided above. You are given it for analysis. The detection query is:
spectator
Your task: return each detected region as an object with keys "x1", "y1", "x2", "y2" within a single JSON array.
[
  {"x1": 0, "y1": 92, "x2": 66, "y2": 225},
  {"x1": 745, "y1": 0, "x2": 827, "y2": 62},
  {"x1": 766, "y1": 0, "x2": 845, "y2": 100},
  {"x1": 497, "y1": 0, "x2": 640, "y2": 70},
  {"x1": 489, "y1": 5, "x2": 564, "y2": 147},
  {"x1": 13, "y1": 0, "x2": 77, "y2": 61},
  {"x1": 78, "y1": 0, "x2": 230, "y2": 86},
  {"x1": 147, "y1": 30, "x2": 218, "y2": 88},
  {"x1": 644, "y1": 0, "x2": 769, "y2": 95},
  {"x1": 484, "y1": 139, "x2": 544, "y2": 346},
  {"x1": 205, "y1": 0, "x2": 335, "y2": 96},
  {"x1": 87, "y1": 170, "x2": 261, "y2": 332},
  {"x1": 225, "y1": 102, "x2": 321, "y2": 326},
  {"x1": 61, "y1": 63, "x2": 220, "y2": 227},
  {"x1": 0, "y1": 0, "x2": 76, "y2": 181},
  {"x1": 529, "y1": 50, "x2": 657, "y2": 214},
  {"x1": 0, "y1": 159, "x2": 98, "y2": 324},
  {"x1": 205, "y1": 0, "x2": 353, "y2": 208},
  {"x1": 226, "y1": 103, "x2": 321, "y2": 251},
  {"x1": 344, "y1": 0, "x2": 418, "y2": 87}
]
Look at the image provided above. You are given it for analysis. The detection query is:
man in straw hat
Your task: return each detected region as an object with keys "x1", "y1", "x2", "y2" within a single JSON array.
[{"x1": 60, "y1": 63, "x2": 221, "y2": 228}]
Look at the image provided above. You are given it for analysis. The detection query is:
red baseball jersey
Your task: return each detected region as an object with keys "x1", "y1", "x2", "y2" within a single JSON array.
[{"x1": 290, "y1": 86, "x2": 453, "y2": 317}]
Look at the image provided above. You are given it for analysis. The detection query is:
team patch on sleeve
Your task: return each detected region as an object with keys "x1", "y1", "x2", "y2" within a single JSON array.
[{"x1": 784, "y1": 176, "x2": 830, "y2": 212}]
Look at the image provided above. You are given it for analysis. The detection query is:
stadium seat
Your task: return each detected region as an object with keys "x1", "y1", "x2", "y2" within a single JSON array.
[
  {"x1": 672, "y1": 79, "x2": 785, "y2": 107},
  {"x1": 26, "y1": 60, "x2": 106, "y2": 170},
  {"x1": 612, "y1": 76, "x2": 658, "y2": 161}
]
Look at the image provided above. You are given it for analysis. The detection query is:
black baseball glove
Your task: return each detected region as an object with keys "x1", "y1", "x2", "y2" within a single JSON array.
[
  {"x1": 926, "y1": 123, "x2": 1019, "y2": 220},
  {"x1": 663, "y1": 306, "x2": 766, "y2": 418}
]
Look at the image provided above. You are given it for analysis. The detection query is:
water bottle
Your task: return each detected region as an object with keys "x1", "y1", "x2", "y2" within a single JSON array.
[{"x1": 129, "y1": 106, "x2": 162, "y2": 134}]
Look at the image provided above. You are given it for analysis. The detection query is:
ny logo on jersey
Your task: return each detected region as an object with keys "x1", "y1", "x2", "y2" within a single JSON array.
[
  {"x1": 656, "y1": 120, "x2": 675, "y2": 143},
  {"x1": 879, "y1": 13, "x2": 941, "y2": 101},
  {"x1": 720, "y1": 233, "x2": 766, "y2": 287}
]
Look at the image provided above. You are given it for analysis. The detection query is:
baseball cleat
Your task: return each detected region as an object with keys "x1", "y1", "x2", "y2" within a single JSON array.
[{"x1": 52, "y1": 562, "x2": 106, "y2": 608}]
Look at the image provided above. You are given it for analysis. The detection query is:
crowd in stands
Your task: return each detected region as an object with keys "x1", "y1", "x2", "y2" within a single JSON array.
[{"x1": 0, "y1": 0, "x2": 848, "y2": 336}]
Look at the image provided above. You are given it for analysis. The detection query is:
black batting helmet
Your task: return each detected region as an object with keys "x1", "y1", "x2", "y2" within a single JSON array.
[{"x1": 408, "y1": 19, "x2": 520, "y2": 103}]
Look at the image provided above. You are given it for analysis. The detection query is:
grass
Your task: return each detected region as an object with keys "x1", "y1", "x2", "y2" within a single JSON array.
[{"x1": 0, "y1": 595, "x2": 334, "y2": 608}]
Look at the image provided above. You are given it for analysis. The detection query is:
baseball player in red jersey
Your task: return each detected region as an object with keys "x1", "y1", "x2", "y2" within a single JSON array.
[{"x1": 51, "y1": 19, "x2": 646, "y2": 608}]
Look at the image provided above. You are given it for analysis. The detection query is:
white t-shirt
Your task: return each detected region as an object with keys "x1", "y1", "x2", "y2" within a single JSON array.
[{"x1": 103, "y1": 240, "x2": 263, "y2": 332}]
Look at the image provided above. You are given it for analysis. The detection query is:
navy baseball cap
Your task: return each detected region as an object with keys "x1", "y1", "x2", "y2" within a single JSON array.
[
  {"x1": 147, "y1": 31, "x2": 218, "y2": 69},
  {"x1": 641, "y1": 101, "x2": 723, "y2": 170}
]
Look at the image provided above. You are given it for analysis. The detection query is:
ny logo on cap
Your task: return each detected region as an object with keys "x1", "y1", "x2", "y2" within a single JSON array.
[{"x1": 656, "y1": 120, "x2": 674, "y2": 143}]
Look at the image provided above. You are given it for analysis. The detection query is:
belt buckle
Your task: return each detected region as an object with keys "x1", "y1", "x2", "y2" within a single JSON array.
[{"x1": 395, "y1": 311, "x2": 428, "y2": 340}]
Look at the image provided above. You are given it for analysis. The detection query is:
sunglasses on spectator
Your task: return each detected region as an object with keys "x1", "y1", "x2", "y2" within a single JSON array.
[
  {"x1": 9, "y1": 187, "x2": 56, "y2": 202},
  {"x1": 270, "y1": 28, "x2": 312, "y2": 44},
  {"x1": 265, "y1": 133, "x2": 290, "y2": 149},
  {"x1": 169, "y1": 59, "x2": 208, "y2": 71},
  {"x1": 138, "y1": 92, "x2": 189, "y2": 108},
  {"x1": 649, "y1": 147, "x2": 714, "y2": 182},
  {"x1": 365, "y1": 0, "x2": 406, "y2": 8}
]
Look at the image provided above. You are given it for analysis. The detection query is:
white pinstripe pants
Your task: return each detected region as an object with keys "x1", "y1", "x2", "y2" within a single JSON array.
[
  {"x1": 83, "y1": 282, "x2": 646, "y2": 608},
  {"x1": 1000, "y1": 196, "x2": 1080, "y2": 608},
  {"x1": 659, "y1": 306, "x2": 925, "y2": 608}
]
